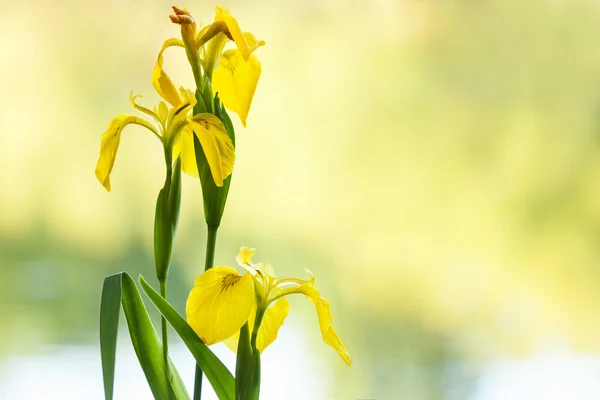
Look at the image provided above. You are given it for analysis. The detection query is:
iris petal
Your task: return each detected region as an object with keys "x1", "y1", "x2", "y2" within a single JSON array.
[
  {"x1": 95, "y1": 115, "x2": 159, "y2": 192},
  {"x1": 224, "y1": 297, "x2": 290, "y2": 354},
  {"x1": 187, "y1": 113, "x2": 235, "y2": 186},
  {"x1": 256, "y1": 296, "x2": 290, "y2": 352},
  {"x1": 214, "y1": 6, "x2": 250, "y2": 60},
  {"x1": 213, "y1": 50, "x2": 261, "y2": 127},
  {"x1": 186, "y1": 266, "x2": 254, "y2": 345},
  {"x1": 310, "y1": 295, "x2": 352, "y2": 366},
  {"x1": 152, "y1": 38, "x2": 185, "y2": 107}
]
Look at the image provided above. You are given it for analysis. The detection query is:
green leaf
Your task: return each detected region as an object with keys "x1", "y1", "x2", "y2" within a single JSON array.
[
  {"x1": 139, "y1": 276, "x2": 236, "y2": 400},
  {"x1": 99, "y1": 272, "x2": 190, "y2": 400}
]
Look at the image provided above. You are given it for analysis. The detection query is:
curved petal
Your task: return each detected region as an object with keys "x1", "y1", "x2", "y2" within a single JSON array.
[
  {"x1": 165, "y1": 100, "x2": 193, "y2": 144},
  {"x1": 243, "y1": 32, "x2": 266, "y2": 55},
  {"x1": 309, "y1": 295, "x2": 351, "y2": 366},
  {"x1": 213, "y1": 49, "x2": 261, "y2": 127},
  {"x1": 236, "y1": 247, "x2": 256, "y2": 266},
  {"x1": 224, "y1": 296, "x2": 290, "y2": 354},
  {"x1": 95, "y1": 115, "x2": 159, "y2": 192},
  {"x1": 256, "y1": 296, "x2": 290, "y2": 352},
  {"x1": 272, "y1": 273, "x2": 351, "y2": 366},
  {"x1": 152, "y1": 38, "x2": 185, "y2": 107},
  {"x1": 129, "y1": 92, "x2": 162, "y2": 127},
  {"x1": 214, "y1": 6, "x2": 250, "y2": 60},
  {"x1": 186, "y1": 266, "x2": 254, "y2": 345},
  {"x1": 188, "y1": 113, "x2": 235, "y2": 186},
  {"x1": 180, "y1": 126, "x2": 199, "y2": 176}
]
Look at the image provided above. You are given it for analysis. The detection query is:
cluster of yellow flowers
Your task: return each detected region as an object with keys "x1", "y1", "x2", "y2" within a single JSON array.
[
  {"x1": 95, "y1": 5, "x2": 350, "y2": 384},
  {"x1": 96, "y1": 6, "x2": 262, "y2": 191}
]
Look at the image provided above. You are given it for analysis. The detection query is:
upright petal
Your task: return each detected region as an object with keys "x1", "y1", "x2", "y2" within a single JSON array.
[
  {"x1": 186, "y1": 266, "x2": 254, "y2": 345},
  {"x1": 95, "y1": 115, "x2": 159, "y2": 192},
  {"x1": 152, "y1": 38, "x2": 185, "y2": 107},
  {"x1": 214, "y1": 6, "x2": 250, "y2": 60},
  {"x1": 187, "y1": 113, "x2": 235, "y2": 186},
  {"x1": 165, "y1": 100, "x2": 193, "y2": 143},
  {"x1": 242, "y1": 32, "x2": 266, "y2": 55},
  {"x1": 213, "y1": 49, "x2": 261, "y2": 127},
  {"x1": 236, "y1": 247, "x2": 256, "y2": 266},
  {"x1": 129, "y1": 92, "x2": 162, "y2": 127}
]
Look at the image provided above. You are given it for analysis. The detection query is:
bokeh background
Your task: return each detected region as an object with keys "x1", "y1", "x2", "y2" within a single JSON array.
[{"x1": 2, "y1": 0, "x2": 600, "y2": 398}]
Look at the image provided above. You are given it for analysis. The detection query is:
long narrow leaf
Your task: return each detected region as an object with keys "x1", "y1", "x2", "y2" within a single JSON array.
[
  {"x1": 100, "y1": 274, "x2": 122, "y2": 400},
  {"x1": 99, "y1": 272, "x2": 190, "y2": 400},
  {"x1": 139, "y1": 276, "x2": 235, "y2": 400}
]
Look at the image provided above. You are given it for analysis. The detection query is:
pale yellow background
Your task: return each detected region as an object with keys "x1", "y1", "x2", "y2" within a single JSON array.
[{"x1": 2, "y1": 0, "x2": 600, "y2": 399}]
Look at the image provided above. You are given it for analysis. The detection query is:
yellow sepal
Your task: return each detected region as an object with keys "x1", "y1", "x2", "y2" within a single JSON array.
[
  {"x1": 180, "y1": 126, "x2": 199, "y2": 176},
  {"x1": 310, "y1": 295, "x2": 351, "y2": 366},
  {"x1": 186, "y1": 266, "x2": 254, "y2": 345},
  {"x1": 95, "y1": 115, "x2": 159, "y2": 192},
  {"x1": 187, "y1": 113, "x2": 236, "y2": 186},
  {"x1": 152, "y1": 38, "x2": 185, "y2": 107},
  {"x1": 213, "y1": 49, "x2": 261, "y2": 127},
  {"x1": 274, "y1": 273, "x2": 351, "y2": 365},
  {"x1": 224, "y1": 296, "x2": 290, "y2": 353}
]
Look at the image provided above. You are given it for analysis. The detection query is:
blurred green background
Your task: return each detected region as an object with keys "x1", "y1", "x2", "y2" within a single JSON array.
[{"x1": 2, "y1": 0, "x2": 600, "y2": 398}]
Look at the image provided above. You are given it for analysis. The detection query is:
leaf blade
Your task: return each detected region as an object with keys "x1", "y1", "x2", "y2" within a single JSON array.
[
  {"x1": 139, "y1": 276, "x2": 235, "y2": 400},
  {"x1": 99, "y1": 272, "x2": 190, "y2": 400},
  {"x1": 100, "y1": 274, "x2": 122, "y2": 400}
]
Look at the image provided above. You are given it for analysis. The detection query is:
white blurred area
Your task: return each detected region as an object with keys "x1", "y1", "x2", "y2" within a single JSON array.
[
  {"x1": 0, "y1": 328, "x2": 332, "y2": 400},
  {"x1": 4, "y1": 345, "x2": 600, "y2": 399}
]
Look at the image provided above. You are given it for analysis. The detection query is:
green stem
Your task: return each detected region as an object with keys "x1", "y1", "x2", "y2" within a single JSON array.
[
  {"x1": 159, "y1": 278, "x2": 169, "y2": 365},
  {"x1": 164, "y1": 146, "x2": 173, "y2": 191},
  {"x1": 250, "y1": 309, "x2": 265, "y2": 350},
  {"x1": 193, "y1": 224, "x2": 219, "y2": 400}
]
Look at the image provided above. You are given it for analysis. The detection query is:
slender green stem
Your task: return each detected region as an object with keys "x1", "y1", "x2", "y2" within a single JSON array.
[
  {"x1": 204, "y1": 225, "x2": 218, "y2": 272},
  {"x1": 193, "y1": 224, "x2": 219, "y2": 400},
  {"x1": 250, "y1": 309, "x2": 265, "y2": 350},
  {"x1": 159, "y1": 278, "x2": 169, "y2": 362},
  {"x1": 164, "y1": 147, "x2": 173, "y2": 191}
]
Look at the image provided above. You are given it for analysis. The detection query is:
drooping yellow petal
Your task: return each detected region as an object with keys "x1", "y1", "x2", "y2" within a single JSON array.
[
  {"x1": 186, "y1": 266, "x2": 254, "y2": 345},
  {"x1": 271, "y1": 271, "x2": 351, "y2": 365},
  {"x1": 95, "y1": 115, "x2": 159, "y2": 192},
  {"x1": 152, "y1": 38, "x2": 185, "y2": 107},
  {"x1": 224, "y1": 297, "x2": 290, "y2": 354},
  {"x1": 256, "y1": 296, "x2": 290, "y2": 352},
  {"x1": 309, "y1": 295, "x2": 351, "y2": 366},
  {"x1": 213, "y1": 49, "x2": 261, "y2": 127},
  {"x1": 180, "y1": 126, "x2": 199, "y2": 176},
  {"x1": 187, "y1": 113, "x2": 235, "y2": 186}
]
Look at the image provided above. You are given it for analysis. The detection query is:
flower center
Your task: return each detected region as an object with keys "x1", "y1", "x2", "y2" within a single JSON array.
[{"x1": 220, "y1": 274, "x2": 242, "y2": 292}]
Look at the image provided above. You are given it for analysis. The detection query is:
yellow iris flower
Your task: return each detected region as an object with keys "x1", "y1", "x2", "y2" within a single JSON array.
[
  {"x1": 155, "y1": 6, "x2": 264, "y2": 182},
  {"x1": 161, "y1": 6, "x2": 265, "y2": 127},
  {"x1": 186, "y1": 248, "x2": 351, "y2": 366},
  {"x1": 95, "y1": 89, "x2": 194, "y2": 192}
]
